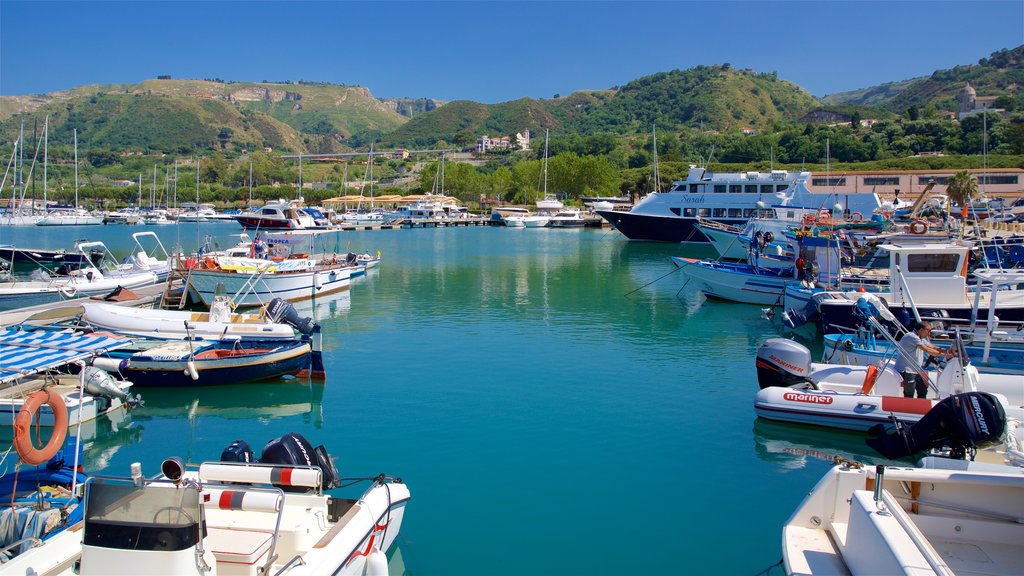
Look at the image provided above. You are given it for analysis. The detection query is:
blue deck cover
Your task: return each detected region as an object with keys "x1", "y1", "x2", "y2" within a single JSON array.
[{"x1": 0, "y1": 329, "x2": 129, "y2": 384}]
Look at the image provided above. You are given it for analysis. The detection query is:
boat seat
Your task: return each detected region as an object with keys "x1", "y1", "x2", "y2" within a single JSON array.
[{"x1": 206, "y1": 526, "x2": 273, "y2": 576}]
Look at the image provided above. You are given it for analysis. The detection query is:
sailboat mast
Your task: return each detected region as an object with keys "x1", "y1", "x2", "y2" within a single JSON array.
[
  {"x1": 196, "y1": 158, "x2": 200, "y2": 208},
  {"x1": 152, "y1": 164, "x2": 156, "y2": 210},
  {"x1": 248, "y1": 160, "x2": 253, "y2": 208},
  {"x1": 652, "y1": 124, "x2": 659, "y2": 193},
  {"x1": 73, "y1": 129, "x2": 79, "y2": 210},
  {"x1": 173, "y1": 160, "x2": 178, "y2": 210},
  {"x1": 17, "y1": 121, "x2": 24, "y2": 210},
  {"x1": 543, "y1": 129, "x2": 549, "y2": 195},
  {"x1": 440, "y1": 152, "x2": 445, "y2": 196},
  {"x1": 297, "y1": 154, "x2": 303, "y2": 202},
  {"x1": 42, "y1": 115, "x2": 48, "y2": 214},
  {"x1": 138, "y1": 174, "x2": 142, "y2": 210}
]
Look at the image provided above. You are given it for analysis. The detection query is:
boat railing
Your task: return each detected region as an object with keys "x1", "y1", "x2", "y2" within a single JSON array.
[{"x1": 695, "y1": 216, "x2": 743, "y2": 234}]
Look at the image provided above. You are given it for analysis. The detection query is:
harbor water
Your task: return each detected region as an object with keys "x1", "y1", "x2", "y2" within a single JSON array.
[{"x1": 0, "y1": 222, "x2": 874, "y2": 575}]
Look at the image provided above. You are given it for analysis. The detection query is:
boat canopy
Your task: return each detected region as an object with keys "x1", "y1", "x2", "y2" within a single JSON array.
[{"x1": 0, "y1": 329, "x2": 129, "y2": 384}]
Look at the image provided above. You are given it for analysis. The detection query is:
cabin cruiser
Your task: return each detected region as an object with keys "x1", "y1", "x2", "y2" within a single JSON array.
[
  {"x1": 234, "y1": 201, "x2": 330, "y2": 230},
  {"x1": 547, "y1": 209, "x2": 586, "y2": 228},
  {"x1": 596, "y1": 165, "x2": 882, "y2": 243}
]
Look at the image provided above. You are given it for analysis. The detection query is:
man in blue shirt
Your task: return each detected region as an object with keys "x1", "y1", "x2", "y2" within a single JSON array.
[{"x1": 895, "y1": 321, "x2": 954, "y2": 398}]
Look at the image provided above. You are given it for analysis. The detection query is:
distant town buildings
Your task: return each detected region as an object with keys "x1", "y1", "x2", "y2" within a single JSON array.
[
  {"x1": 476, "y1": 130, "x2": 531, "y2": 153},
  {"x1": 957, "y1": 83, "x2": 1003, "y2": 119}
]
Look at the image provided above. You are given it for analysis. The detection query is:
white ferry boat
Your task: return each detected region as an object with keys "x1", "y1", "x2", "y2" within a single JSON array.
[{"x1": 595, "y1": 166, "x2": 882, "y2": 243}]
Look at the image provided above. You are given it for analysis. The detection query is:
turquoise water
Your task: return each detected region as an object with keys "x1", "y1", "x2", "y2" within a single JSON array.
[{"x1": 0, "y1": 222, "x2": 872, "y2": 574}]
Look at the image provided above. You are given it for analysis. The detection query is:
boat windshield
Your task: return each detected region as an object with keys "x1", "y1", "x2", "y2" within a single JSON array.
[{"x1": 83, "y1": 478, "x2": 202, "y2": 552}]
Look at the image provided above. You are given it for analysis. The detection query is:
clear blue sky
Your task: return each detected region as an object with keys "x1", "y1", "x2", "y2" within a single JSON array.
[{"x1": 1, "y1": 1, "x2": 1022, "y2": 103}]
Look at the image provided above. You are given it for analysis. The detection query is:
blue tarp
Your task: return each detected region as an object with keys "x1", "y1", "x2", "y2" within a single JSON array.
[{"x1": 0, "y1": 329, "x2": 129, "y2": 384}]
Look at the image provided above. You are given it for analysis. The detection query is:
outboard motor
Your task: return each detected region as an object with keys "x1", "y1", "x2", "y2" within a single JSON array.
[
  {"x1": 261, "y1": 432, "x2": 340, "y2": 490},
  {"x1": 83, "y1": 366, "x2": 144, "y2": 408},
  {"x1": 266, "y1": 297, "x2": 316, "y2": 336},
  {"x1": 866, "y1": 392, "x2": 1006, "y2": 460},
  {"x1": 755, "y1": 338, "x2": 813, "y2": 390},
  {"x1": 221, "y1": 439, "x2": 254, "y2": 463}
]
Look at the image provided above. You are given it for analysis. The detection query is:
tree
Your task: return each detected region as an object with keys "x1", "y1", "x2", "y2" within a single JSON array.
[{"x1": 945, "y1": 170, "x2": 977, "y2": 217}]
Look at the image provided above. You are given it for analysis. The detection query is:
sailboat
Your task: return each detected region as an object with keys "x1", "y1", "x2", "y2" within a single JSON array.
[
  {"x1": 36, "y1": 129, "x2": 103, "y2": 226},
  {"x1": 524, "y1": 130, "x2": 554, "y2": 227}
]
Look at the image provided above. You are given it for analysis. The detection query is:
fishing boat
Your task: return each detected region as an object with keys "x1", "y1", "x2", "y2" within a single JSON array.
[
  {"x1": 782, "y1": 460, "x2": 1024, "y2": 576},
  {"x1": 80, "y1": 297, "x2": 312, "y2": 341},
  {"x1": 671, "y1": 234, "x2": 842, "y2": 306},
  {"x1": 814, "y1": 244, "x2": 1024, "y2": 332},
  {"x1": 91, "y1": 336, "x2": 320, "y2": 387},
  {"x1": 595, "y1": 165, "x2": 882, "y2": 243},
  {"x1": 753, "y1": 337, "x2": 1023, "y2": 431},
  {"x1": 1, "y1": 432, "x2": 410, "y2": 576},
  {"x1": 183, "y1": 230, "x2": 355, "y2": 308}
]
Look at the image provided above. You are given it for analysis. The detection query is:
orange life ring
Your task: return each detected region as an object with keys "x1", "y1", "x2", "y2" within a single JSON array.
[
  {"x1": 860, "y1": 365, "x2": 880, "y2": 394},
  {"x1": 850, "y1": 212, "x2": 863, "y2": 222},
  {"x1": 909, "y1": 219, "x2": 928, "y2": 235},
  {"x1": 14, "y1": 390, "x2": 68, "y2": 466}
]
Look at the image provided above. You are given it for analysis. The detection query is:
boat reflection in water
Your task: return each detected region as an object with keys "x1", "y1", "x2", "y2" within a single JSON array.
[
  {"x1": 291, "y1": 284, "x2": 353, "y2": 323},
  {"x1": 752, "y1": 419, "x2": 905, "y2": 472},
  {"x1": 0, "y1": 406, "x2": 143, "y2": 472},
  {"x1": 134, "y1": 380, "x2": 326, "y2": 429}
]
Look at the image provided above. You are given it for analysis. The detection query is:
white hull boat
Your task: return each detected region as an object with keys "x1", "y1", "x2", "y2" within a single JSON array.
[
  {"x1": 754, "y1": 338, "x2": 1023, "y2": 431},
  {"x1": 184, "y1": 257, "x2": 352, "y2": 307},
  {"x1": 81, "y1": 298, "x2": 304, "y2": 340},
  {"x1": 783, "y1": 461, "x2": 1024, "y2": 576},
  {"x1": 504, "y1": 216, "x2": 526, "y2": 228},
  {"x1": 523, "y1": 215, "x2": 550, "y2": 228},
  {"x1": 36, "y1": 214, "x2": 104, "y2": 226},
  {"x1": 2, "y1": 433, "x2": 410, "y2": 576}
]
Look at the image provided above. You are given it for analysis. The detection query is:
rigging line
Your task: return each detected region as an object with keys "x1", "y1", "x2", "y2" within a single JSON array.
[{"x1": 623, "y1": 260, "x2": 685, "y2": 298}]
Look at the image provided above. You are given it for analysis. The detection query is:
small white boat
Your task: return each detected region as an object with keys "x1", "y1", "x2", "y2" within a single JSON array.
[
  {"x1": 81, "y1": 297, "x2": 306, "y2": 341},
  {"x1": 36, "y1": 209, "x2": 104, "y2": 226},
  {"x1": 142, "y1": 213, "x2": 174, "y2": 225},
  {"x1": 2, "y1": 433, "x2": 410, "y2": 576},
  {"x1": 754, "y1": 338, "x2": 1023, "y2": 431},
  {"x1": 783, "y1": 461, "x2": 1024, "y2": 576},
  {"x1": 536, "y1": 193, "x2": 564, "y2": 211},
  {"x1": 523, "y1": 215, "x2": 551, "y2": 228},
  {"x1": 547, "y1": 209, "x2": 585, "y2": 228},
  {"x1": 504, "y1": 215, "x2": 526, "y2": 227}
]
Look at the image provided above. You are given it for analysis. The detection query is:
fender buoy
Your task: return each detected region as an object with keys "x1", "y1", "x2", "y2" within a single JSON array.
[
  {"x1": 14, "y1": 390, "x2": 68, "y2": 466},
  {"x1": 850, "y1": 212, "x2": 863, "y2": 222},
  {"x1": 860, "y1": 365, "x2": 880, "y2": 394},
  {"x1": 909, "y1": 219, "x2": 928, "y2": 235}
]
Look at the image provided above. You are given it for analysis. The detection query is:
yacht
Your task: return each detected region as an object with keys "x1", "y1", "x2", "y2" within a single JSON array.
[
  {"x1": 234, "y1": 201, "x2": 330, "y2": 230},
  {"x1": 523, "y1": 214, "x2": 551, "y2": 227},
  {"x1": 596, "y1": 166, "x2": 881, "y2": 243},
  {"x1": 547, "y1": 209, "x2": 585, "y2": 228},
  {"x1": 536, "y1": 193, "x2": 564, "y2": 211}
]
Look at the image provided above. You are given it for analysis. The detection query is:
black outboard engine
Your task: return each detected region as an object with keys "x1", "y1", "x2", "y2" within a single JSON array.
[
  {"x1": 866, "y1": 392, "x2": 1006, "y2": 460},
  {"x1": 755, "y1": 338, "x2": 813, "y2": 390},
  {"x1": 261, "y1": 432, "x2": 341, "y2": 490},
  {"x1": 221, "y1": 439, "x2": 255, "y2": 463},
  {"x1": 266, "y1": 297, "x2": 316, "y2": 336}
]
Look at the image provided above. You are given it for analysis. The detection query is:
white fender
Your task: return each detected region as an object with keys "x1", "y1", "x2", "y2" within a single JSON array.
[
  {"x1": 185, "y1": 361, "x2": 199, "y2": 381},
  {"x1": 314, "y1": 273, "x2": 324, "y2": 290},
  {"x1": 364, "y1": 547, "x2": 388, "y2": 576}
]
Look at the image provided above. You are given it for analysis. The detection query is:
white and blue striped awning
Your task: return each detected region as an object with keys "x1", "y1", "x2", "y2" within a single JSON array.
[{"x1": 0, "y1": 329, "x2": 130, "y2": 385}]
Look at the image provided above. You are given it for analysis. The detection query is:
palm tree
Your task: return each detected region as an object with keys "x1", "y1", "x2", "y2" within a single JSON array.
[{"x1": 945, "y1": 170, "x2": 978, "y2": 217}]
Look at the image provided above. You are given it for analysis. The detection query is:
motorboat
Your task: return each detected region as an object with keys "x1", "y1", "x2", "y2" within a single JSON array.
[
  {"x1": 782, "y1": 460, "x2": 1023, "y2": 576},
  {"x1": 233, "y1": 201, "x2": 329, "y2": 230},
  {"x1": 671, "y1": 234, "x2": 843, "y2": 306},
  {"x1": 753, "y1": 337, "x2": 1023, "y2": 431},
  {"x1": 92, "y1": 336, "x2": 319, "y2": 387},
  {"x1": 1, "y1": 432, "x2": 410, "y2": 576},
  {"x1": 80, "y1": 297, "x2": 312, "y2": 341},
  {"x1": 491, "y1": 206, "x2": 530, "y2": 222},
  {"x1": 547, "y1": 209, "x2": 585, "y2": 228},
  {"x1": 814, "y1": 243, "x2": 1024, "y2": 332},
  {"x1": 0, "y1": 241, "x2": 159, "y2": 311},
  {"x1": 116, "y1": 231, "x2": 171, "y2": 282},
  {"x1": 523, "y1": 214, "x2": 551, "y2": 228},
  {"x1": 595, "y1": 165, "x2": 881, "y2": 243},
  {"x1": 504, "y1": 215, "x2": 526, "y2": 228},
  {"x1": 142, "y1": 212, "x2": 174, "y2": 225},
  {"x1": 102, "y1": 208, "x2": 142, "y2": 225}
]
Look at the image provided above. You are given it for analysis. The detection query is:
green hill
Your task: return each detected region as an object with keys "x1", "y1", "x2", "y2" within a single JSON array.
[
  {"x1": 382, "y1": 65, "x2": 819, "y2": 148},
  {"x1": 821, "y1": 46, "x2": 1024, "y2": 113}
]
